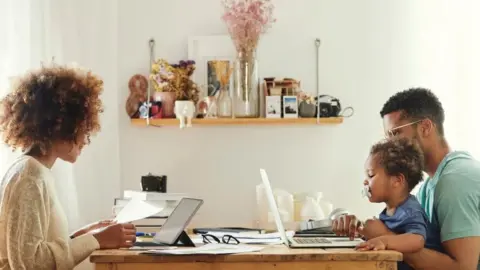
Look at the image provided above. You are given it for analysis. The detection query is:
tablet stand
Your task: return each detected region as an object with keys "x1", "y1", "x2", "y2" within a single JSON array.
[
  {"x1": 153, "y1": 231, "x2": 195, "y2": 247},
  {"x1": 171, "y1": 231, "x2": 195, "y2": 247}
]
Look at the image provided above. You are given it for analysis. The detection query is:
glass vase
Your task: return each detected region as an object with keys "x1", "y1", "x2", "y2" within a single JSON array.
[
  {"x1": 233, "y1": 50, "x2": 259, "y2": 118},
  {"x1": 216, "y1": 86, "x2": 232, "y2": 118}
]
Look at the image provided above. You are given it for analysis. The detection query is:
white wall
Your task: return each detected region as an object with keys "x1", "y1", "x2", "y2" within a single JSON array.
[
  {"x1": 53, "y1": 0, "x2": 121, "y2": 229},
  {"x1": 14, "y1": 1, "x2": 477, "y2": 269},
  {"x1": 117, "y1": 0, "x2": 433, "y2": 227},
  {"x1": 113, "y1": 0, "x2": 480, "y2": 227}
]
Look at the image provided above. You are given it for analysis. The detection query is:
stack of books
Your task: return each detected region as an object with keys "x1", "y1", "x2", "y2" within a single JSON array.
[{"x1": 113, "y1": 190, "x2": 187, "y2": 233}]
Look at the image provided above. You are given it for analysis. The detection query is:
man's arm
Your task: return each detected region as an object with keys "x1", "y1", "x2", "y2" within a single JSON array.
[
  {"x1": 404, "y1": 237, "x2": 480, "y2": 270},
  {"x1": 405, "y1": 173, "x2": 480, "y2": 270}
]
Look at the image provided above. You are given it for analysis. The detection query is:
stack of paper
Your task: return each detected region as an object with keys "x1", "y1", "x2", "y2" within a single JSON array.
[{"x1": 142, "y1": 244, "x2": 264, "y2": 255}]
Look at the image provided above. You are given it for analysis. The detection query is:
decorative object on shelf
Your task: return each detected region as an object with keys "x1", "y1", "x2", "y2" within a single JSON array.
[
  {"x1": 196, "y1": 95, "x2": 218, "y2": 119},
  {"x1": 149, "y1": 97, "x2": 164, "y2": 119},
  {"x1": 264, "y1": 78, "x2": 301, "y2": 96},
  {"x1": 221, "y1": 0, "x2": 276, "y2": 118},
  {"x1": 207, "y1": 59, "x2": 232, "y2": 97},
  {"x1": 138, "y1": 101, "x2": 152, "y2": 119},
  {"x1": 297, "y1": 91, "x2": 316, "y2": 118},
  {"x1": 126, "y1": 74, "x2": 149, "y2": 118},
  {"x1": 174, "y1": 100, "x2": 196, "y2": 129},
  {"x1": 187, "y1": 35, "x2": 235, "y2": 92},
  {"x1": 265, "y1": 96, "x2": 281, "y2": 118},
  {"x1": 282, "y1": 95, "x2": 298, "y2": 118},
  {"x1": 150, "y1": 59, "x2": 200, "y2": 118},
  {"x1": 209, "y1": 60, "x2": 233, "y2": 118},
  {"x1": 153, "y1": 91, "x2": 176, "y2": 118}
]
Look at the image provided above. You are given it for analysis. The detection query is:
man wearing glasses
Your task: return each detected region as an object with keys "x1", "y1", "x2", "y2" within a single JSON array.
[{"x1": 333, "y1": 88, "x2": 480, "y2": 270}]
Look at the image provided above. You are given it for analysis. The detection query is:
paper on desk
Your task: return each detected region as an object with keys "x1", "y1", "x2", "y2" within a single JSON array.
[
  {"x1": 113, "y1": 199, "x2": 164, "y2": 223},
  {"x1": 143, "y1": 244, "x2": 264, "y2": 255}
]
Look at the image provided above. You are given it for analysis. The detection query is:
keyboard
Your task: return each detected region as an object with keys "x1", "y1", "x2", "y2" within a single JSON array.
[{"x1": 293, "y1": 237, "x2": 332, "y2": 244}]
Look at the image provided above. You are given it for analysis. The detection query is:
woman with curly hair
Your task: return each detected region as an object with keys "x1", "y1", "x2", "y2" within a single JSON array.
[{"x1": 0, "y1": 65, "x2": 136, "y2": 269}]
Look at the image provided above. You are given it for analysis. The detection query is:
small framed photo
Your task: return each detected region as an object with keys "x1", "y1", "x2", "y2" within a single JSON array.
[
  {"x1": 283, "y1": 96, "x2": 298, "y2": 118},
  {"x1": 266, "y1": 96, "x2": 281, "y2": 118},
  {"x1": 206, "y1": 59, "x2": 233, "y2": 97}
]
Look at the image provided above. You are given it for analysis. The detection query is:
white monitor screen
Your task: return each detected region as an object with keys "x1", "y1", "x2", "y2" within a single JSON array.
[{"x1": 153, "y1": 198, "x2": 203, "y2": 245}]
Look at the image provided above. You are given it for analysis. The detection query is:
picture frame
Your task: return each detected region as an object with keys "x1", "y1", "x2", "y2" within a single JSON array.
[
  {"x1": 187, "y1": 35, "x2": 236, "y2": 99},
  {"x1": 266, "y1": 96, "x2": 281, "y2": 118},
  {"x1": 204, "y1": 57, "x2": 234, "y2": 97},
  {"x1": 283, "y1": 95, "x2": 298, "y2": 118}
]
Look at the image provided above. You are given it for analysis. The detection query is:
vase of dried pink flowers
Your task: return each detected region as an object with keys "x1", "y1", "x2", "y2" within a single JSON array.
[{"x1": 221, "y1": 0, "x2": 276, "y2": 118}]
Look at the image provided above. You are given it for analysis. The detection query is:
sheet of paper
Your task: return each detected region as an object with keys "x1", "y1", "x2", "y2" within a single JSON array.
[
  {"x1": 143, "y1": 244, "x2": 264, "y2": 255},
  {"x1": 114, "y1": 199, "x2": 164, "y2": 224}
]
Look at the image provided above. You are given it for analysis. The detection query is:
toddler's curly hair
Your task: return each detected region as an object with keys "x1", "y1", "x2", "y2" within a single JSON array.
[
  {"x1": 370, "y1": 138, "x2": 424, "y2": 191},
  {"x1": 0, "y1": 65, "x2": 104, "y2": 154}
]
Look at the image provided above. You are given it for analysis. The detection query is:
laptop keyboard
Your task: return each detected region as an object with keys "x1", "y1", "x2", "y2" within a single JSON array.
[{"x1": 293, "y1": 237, "x2": 332, "y2": 244}]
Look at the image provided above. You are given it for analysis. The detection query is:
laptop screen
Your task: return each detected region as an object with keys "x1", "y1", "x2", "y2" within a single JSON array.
[{"x1": 259, "y1": 168, "x2": 290, "y2": 246}]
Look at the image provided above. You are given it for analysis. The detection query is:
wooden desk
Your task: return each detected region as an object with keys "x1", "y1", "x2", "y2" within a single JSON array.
[{"x1": 90, "y1": 245, "x2": 402, "y2": 270}]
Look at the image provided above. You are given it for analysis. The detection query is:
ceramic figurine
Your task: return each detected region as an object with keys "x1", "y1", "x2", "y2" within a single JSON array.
[
  {"x1": 174, "y1": 100, "x2": 196, "y2": 128},
  {"x1": 138, "y1": 102, "x2": 152, "y2": 119}
]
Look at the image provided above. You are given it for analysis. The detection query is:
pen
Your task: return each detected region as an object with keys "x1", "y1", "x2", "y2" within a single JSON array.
[{"x1": 136, "y1": 232, "x2": 156, "y2": 237}]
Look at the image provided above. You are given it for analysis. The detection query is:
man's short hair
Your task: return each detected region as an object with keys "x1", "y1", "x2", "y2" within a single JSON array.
[{"x1": 380, "y1": 87, "x2": 445, "y2": 136}]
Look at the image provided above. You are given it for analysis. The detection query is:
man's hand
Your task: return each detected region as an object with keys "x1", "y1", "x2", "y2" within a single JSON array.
[
  {"x1": 71, "y1": 219, "x2": 117, "y2": 238},
  {"x1": 355, "y1": 236, "x2": 387, "y2": 251},
  {"x1": 332, "y1": 215, "x2": 363, "y2": 240}
]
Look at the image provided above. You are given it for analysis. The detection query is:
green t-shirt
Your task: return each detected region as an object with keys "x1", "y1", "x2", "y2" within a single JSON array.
[{"x1": 416, "y1": 151, "x2": 480, "y2": 269}]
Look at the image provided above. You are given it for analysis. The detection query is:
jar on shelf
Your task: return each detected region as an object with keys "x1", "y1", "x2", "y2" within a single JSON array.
[
  {"x1": 216, "y1": 86, "x2": 232, "y2": 118},
  {"x1": 233, "y1": 50, "x2": 259, "y2": 118}
]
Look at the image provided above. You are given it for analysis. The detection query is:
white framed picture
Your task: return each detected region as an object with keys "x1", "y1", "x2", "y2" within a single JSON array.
[
  {"x1": 205, "y1": 58, "x2": 234, "y2": 97},
  {"x1": 283, "y1": 95, "x2": 298, "y2": 118},
  {"x1": 266, "y1": 96, "x2": 281, "y2": 118},
  {"x1": 187, "y1": 35, "x2": 235, "y2": 98}
]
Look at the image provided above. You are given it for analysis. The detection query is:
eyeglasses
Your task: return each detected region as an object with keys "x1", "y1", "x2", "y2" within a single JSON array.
[
  {"x1": 202, "y1": 234, "x2": 240, "y2": 245},
  {"x1": 385, "y1": 119, "x2": 424, "y2": 138}
]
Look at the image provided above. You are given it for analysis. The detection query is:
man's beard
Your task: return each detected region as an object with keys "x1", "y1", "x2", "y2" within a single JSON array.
[{"x1": 411, "y1": 132, "x2": 428, "y2": 169}]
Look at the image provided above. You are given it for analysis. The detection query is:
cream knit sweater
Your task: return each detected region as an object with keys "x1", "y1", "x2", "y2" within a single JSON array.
[{"x1": 0, "y1": 155, "x2": 99, "y2": 270}]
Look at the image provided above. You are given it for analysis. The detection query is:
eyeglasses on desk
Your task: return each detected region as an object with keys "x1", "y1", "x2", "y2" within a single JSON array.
[{"x1": 201, "y1": 234, "x2": 240, "y2": 245}]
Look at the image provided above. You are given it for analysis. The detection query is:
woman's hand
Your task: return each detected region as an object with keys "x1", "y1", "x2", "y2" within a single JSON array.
[
  {"x1": 71, "y1": 219, "x2": 116, "y2": 238},
  {"x1": 93, "y1": 223, "x2": 137, "y2": 249}
]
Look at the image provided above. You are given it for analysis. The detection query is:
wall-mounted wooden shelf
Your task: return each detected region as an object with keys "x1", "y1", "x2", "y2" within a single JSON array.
[{"x1": 130, "y1": 117, "x2": 343, "y2": 127}]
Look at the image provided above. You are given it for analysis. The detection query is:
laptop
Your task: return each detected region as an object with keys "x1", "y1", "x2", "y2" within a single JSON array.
[{"x1": 260, "y1": 168, "x2": 364, "y2": 248}]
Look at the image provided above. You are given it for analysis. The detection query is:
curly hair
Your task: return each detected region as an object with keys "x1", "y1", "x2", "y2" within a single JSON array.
[
  {"x1": 370, "y1": 138, "x2": 424, "y2": 191},
  {"x1": 0, "y1": 65, "x2": 104, "y2": 154},
  {"x1": 380, "y1": 87, "x2": 445, "y2": 136}
]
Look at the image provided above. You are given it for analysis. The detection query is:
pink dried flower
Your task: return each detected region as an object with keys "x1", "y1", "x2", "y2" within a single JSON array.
[{"x1": 221, "y1": 0, "x2": 276, "y2": 53}]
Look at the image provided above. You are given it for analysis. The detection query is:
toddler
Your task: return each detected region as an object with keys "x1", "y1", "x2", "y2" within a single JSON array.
[{"x1": 356, "y1": 138, "x2": 443, "y2": 270}]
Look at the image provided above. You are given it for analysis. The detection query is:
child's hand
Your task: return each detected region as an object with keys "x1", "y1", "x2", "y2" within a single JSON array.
[
  {"x1": 355, "y1": 236, "x2": 387, "y2": 251},
  {"x1": 358, "y1": 218, "x2": 389, "y2": 240}
]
